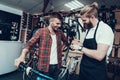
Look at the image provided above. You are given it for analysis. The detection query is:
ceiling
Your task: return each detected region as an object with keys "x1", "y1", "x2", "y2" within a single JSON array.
[{"x1": 0, "y1": 0, "x2": 119, "y2": 14}]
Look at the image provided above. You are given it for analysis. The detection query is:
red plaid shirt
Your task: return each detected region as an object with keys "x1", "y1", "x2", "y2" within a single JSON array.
[{"x1": 26, "y1": 27, "x2": 68, "y2": 72}]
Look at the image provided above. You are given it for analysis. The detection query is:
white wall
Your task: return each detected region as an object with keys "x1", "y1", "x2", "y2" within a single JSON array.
[
  {"x1": 0, "y1": 41, "x2": 23, "y2": 75},
  {"x1": 0, "y1": 4, "x2": 23, "y2": 15}
]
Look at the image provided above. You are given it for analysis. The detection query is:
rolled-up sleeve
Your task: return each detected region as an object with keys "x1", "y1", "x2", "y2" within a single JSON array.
[{"x1": 25, "y1": 29, "x2": 41, "y2": 50}]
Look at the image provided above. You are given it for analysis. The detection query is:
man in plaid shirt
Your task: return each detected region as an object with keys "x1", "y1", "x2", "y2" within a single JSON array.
[{"x1": 14, "y1": 13, "x2": 68, "y2": 79}]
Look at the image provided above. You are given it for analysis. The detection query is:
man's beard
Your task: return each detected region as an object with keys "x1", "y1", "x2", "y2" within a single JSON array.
[
  {"x1": 52, "y1": 26, "x2": 58, "y2": 32},
  {"x1": 84, "y1": 22, "x2": 93, "y2": 30},
  {"x1": 54, "y1": 28, "x2": 58, "y2": 32}
]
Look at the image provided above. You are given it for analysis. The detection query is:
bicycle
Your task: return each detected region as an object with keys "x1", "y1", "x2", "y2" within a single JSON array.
[
  {"x1": 57, "y1": 55, "x2": 80, "y2": 80},
  {"x1": 19, "y1": 62, "x2": 54, "y2": 80}
]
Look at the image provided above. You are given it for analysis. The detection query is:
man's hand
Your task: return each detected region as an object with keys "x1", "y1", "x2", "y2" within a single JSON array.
[
  {"x1": 14, "y1": 57, "x2": 25, "y2": 68},
  {"x1": 72, "y1": 39, "x2": 82, "y2": 46},
  {"x1": 71, "y1": 44, "x2": 80, "y2": 50},
  {"x1": 71, "y1": 39, "x2": 83, "y2": 50}
]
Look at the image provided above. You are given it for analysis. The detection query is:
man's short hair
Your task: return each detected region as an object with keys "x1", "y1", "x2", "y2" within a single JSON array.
[
  {"x1": 49, "y1": 12, "x2": 63, "y2": 22},
  {"x1": 80, "y1": 2, "x2": 99, "y2": 18}
]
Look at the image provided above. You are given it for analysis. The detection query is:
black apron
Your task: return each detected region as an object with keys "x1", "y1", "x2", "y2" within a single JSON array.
[{"x1": 79, "y1": 22, "x2": 108, "y2": 80}]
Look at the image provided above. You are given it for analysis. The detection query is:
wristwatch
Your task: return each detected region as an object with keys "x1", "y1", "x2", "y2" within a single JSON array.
[{"x1": 78, "y1": 46, "x2": 83, "y2": 51}]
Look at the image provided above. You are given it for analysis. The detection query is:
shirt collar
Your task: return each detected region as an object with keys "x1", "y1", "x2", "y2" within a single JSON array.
[
  {"x1": 91, "y1": 21, "x2": 101, "y2": 30},
  {"x1": 90, "y1": 25, "x2": 97, "y2": 31}
]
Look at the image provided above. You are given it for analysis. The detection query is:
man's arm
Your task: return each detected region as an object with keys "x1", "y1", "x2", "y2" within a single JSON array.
[
  {"x1": 14, "y1": 29, "x2": 41, "y2": 67},
  {"x1": 82, "y1": 43, "x2": 110, "y2": 61},
  {"x1": 14, "y1": 48, "x2": 29, "y2": 67},
  {"x1": 61, "y1": 31, "x2": 69, "y2": 51}
]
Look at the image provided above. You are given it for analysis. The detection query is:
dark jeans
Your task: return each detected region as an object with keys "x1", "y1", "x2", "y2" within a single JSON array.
[{"x1": 37, "y1": 64, "x2": 59, "y2": 80}]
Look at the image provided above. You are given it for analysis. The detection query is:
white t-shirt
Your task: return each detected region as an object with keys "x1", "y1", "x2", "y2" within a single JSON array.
[
  {"x1": 50, "y1": 34, "x2": 58, "y2": 64},
  {"x1": 86, "y1": 21, "x2": 114, "y2": 60}
]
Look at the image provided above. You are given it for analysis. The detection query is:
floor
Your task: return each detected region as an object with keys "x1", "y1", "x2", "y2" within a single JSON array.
[
  {"x1": 0, "y1": 70, "x2": 120, "y2": 80},
  {"x1": 0, "y1": 70, "x2": 23, "y2": 80}
]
